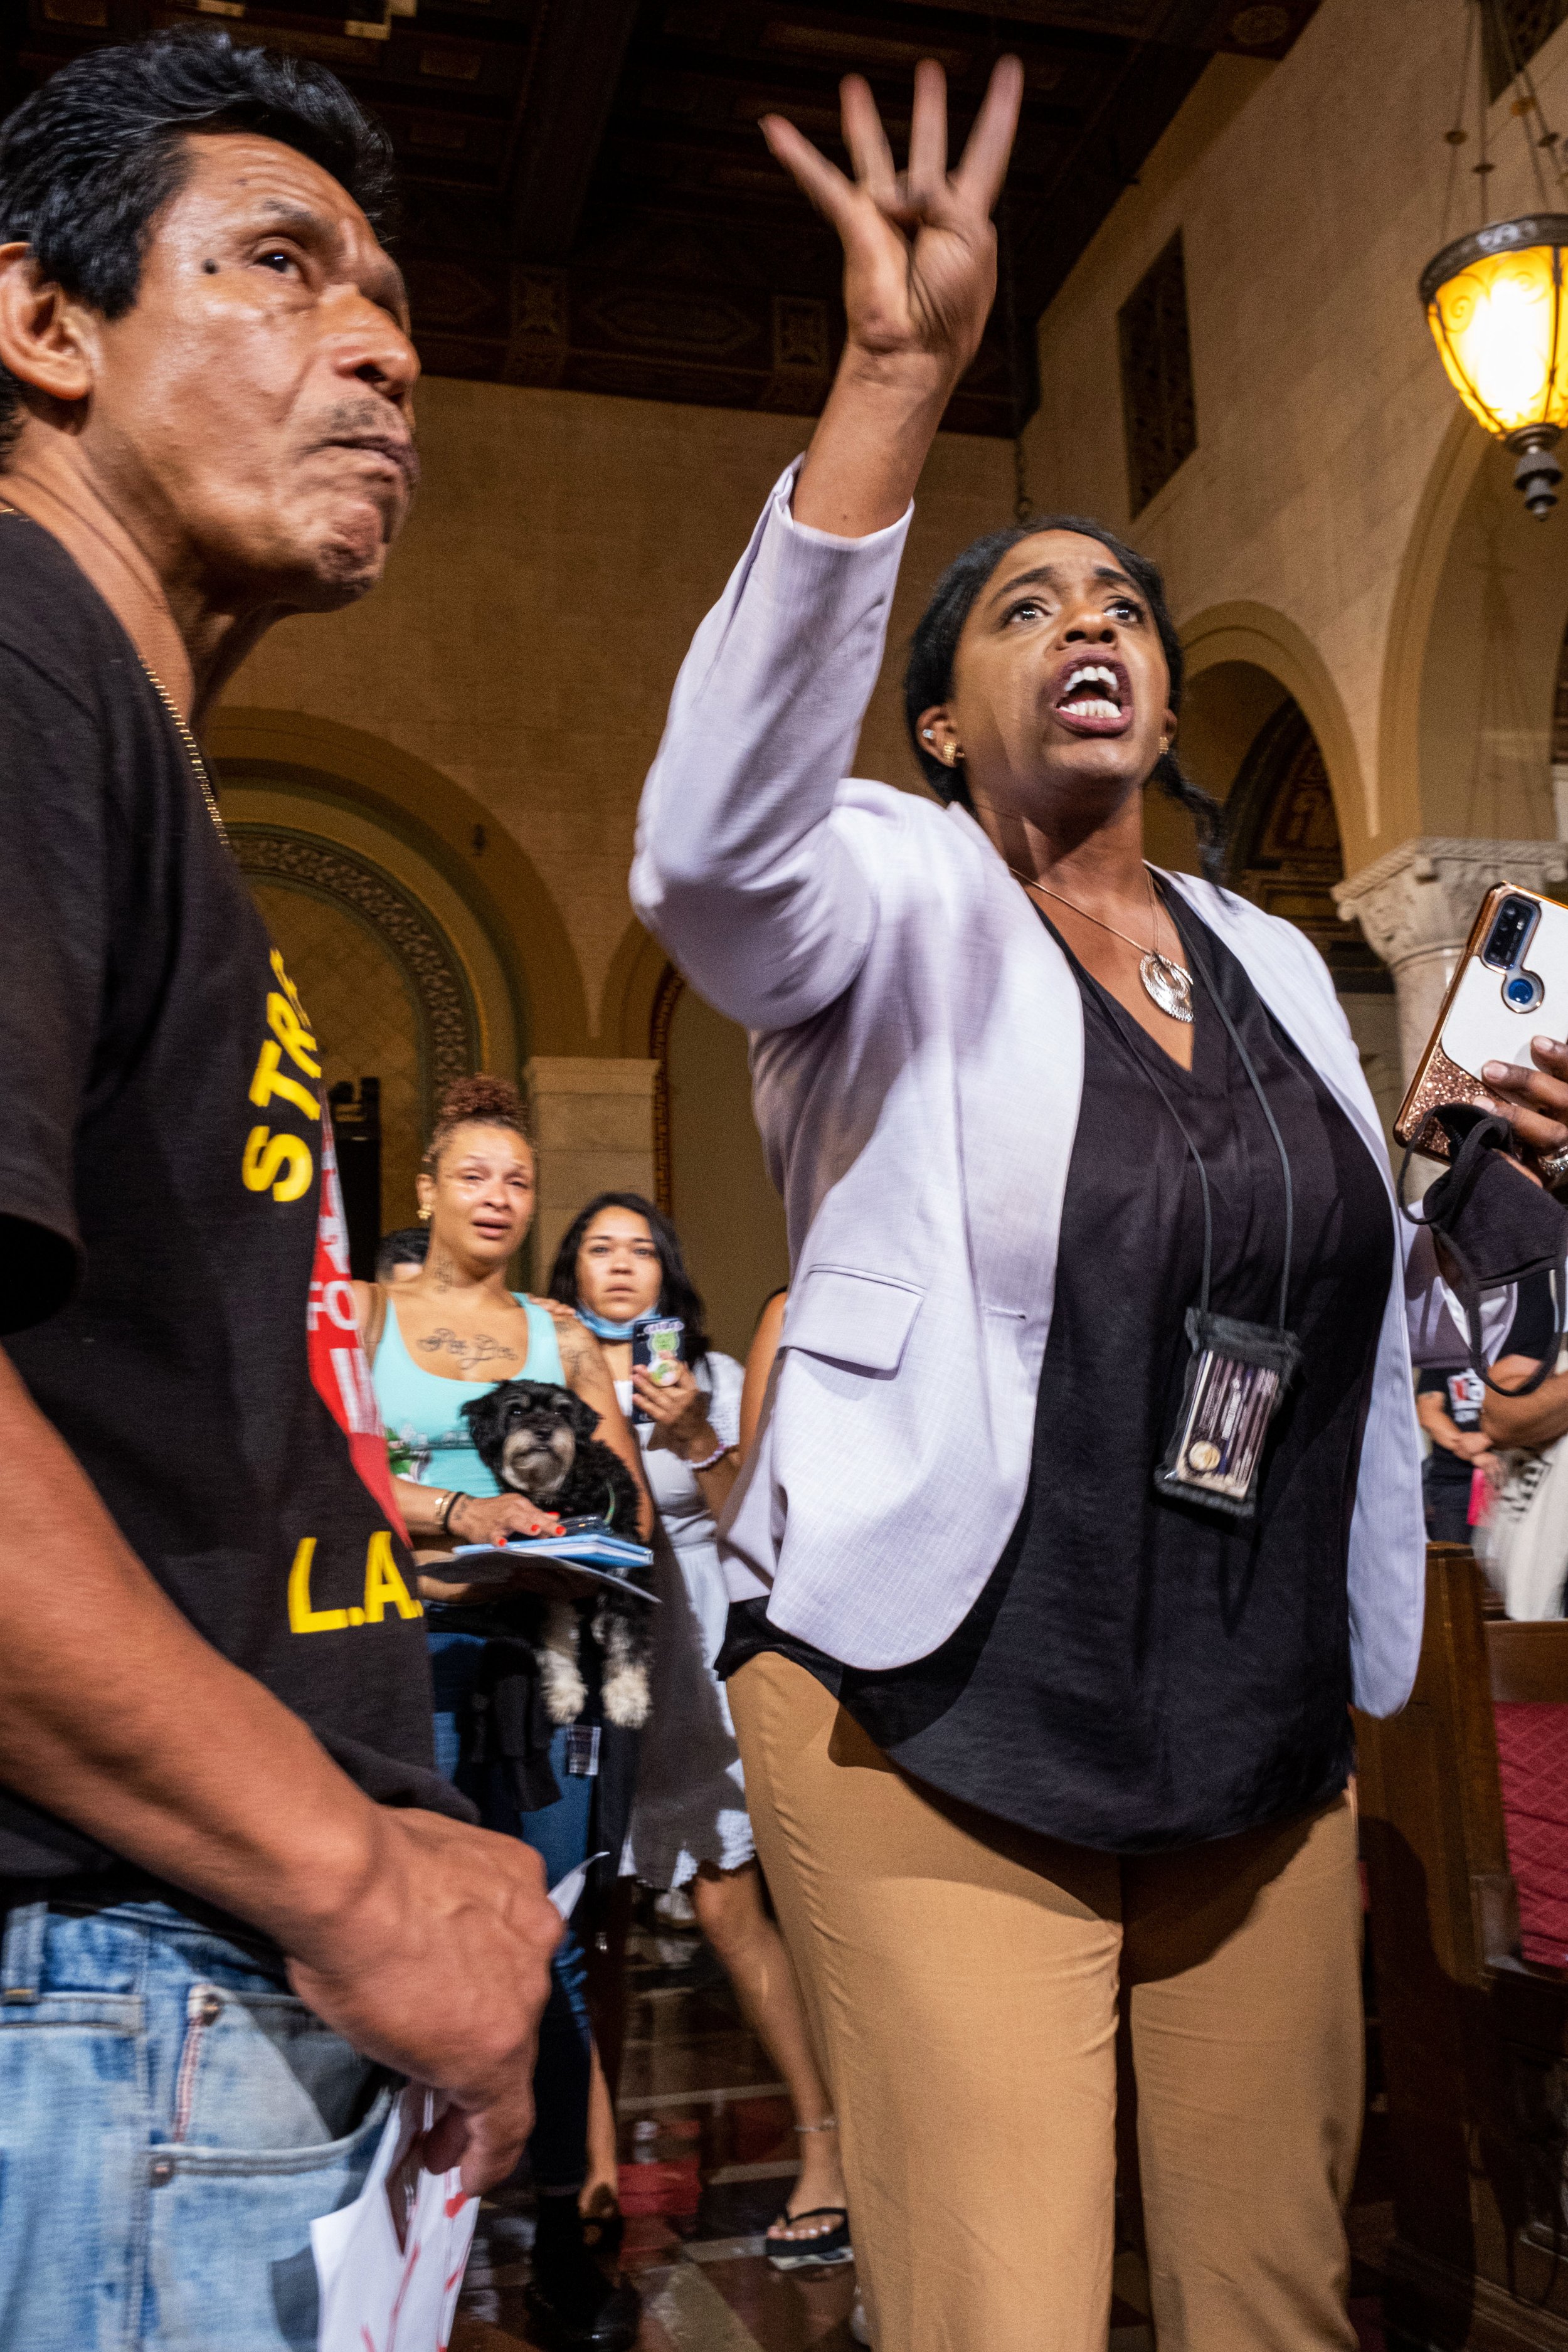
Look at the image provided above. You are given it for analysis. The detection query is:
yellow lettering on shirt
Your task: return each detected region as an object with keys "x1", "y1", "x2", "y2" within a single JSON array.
[
  {"x1": 270, "y1": 949, "x2": 309, "y2": 1023},
  {"x1": 287, "y1": 1538, "x2": 351, "y2": 1634},
  {"x1": 241, "y1": 1125, "x2": 314, "y2": 1203},
  {"x1": 249, "y1": 1039, "x2": 320, "y2": 1121},
  {"x1": 363, "y1": 1532, "x2": 423, "y2": 1623},
  {"x1": 267, "y1": 992, "x2": 320, "y2": 1079},
  {"x1": 287, "y1": 1534, "x2": 421, "y2": 1633}
]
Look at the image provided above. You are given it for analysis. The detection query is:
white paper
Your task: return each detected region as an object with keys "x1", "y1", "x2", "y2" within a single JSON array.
[
  {"x1": 312, "y1": 1860, "x2": 607, "y2": 2348},
  {"x1": 312, "y1": 2087, "x2": 479, "y2": 2352},
  {"x1": 547, "y1": 1851, "x2": 608, "y2": 1921}
]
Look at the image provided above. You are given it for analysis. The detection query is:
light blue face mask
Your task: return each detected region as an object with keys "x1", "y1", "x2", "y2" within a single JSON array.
[{"x1": 575, "y1": 1306, "x2": 650, "y2": 1342}]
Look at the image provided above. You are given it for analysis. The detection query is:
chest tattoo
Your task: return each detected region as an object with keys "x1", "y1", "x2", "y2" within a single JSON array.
[{"x1": 418, "y1": 1327, "x2": 522, "y2": 1376}]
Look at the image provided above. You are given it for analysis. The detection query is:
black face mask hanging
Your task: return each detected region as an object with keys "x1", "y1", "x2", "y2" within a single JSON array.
[
  {"x1": 1400, "y1": 1104, "x2": 1568, "y2": 1397},
  {"x1": 1142, "y1": 941, "x2": 1302, "y2": 1523}
]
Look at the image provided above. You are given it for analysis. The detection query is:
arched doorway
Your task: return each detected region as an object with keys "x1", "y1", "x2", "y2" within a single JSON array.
[
  {"x1": 1414, "y1": 433, "x2": 1567, "y2": 844},
  {"x1": 233, "y1": 827, "x2": 482, "y2": 1240},
  {"x1": 1224, "y1": 702, "x2": 1389, "y2": 994},
  {"x1": 1166, "y1": 658, "x2": 1403, "y2": 1143}
]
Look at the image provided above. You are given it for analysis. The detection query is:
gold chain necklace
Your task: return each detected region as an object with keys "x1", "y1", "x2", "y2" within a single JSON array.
[
  {"x1": 1009, "y1": 859, "x2": 1194, "y2": 1024},
  {"x1": 0, "y1": 497, "x2": 229, "y2": 850},
  {"x1": 135, "y1": 658, "x2": 230, "y2": 848}
]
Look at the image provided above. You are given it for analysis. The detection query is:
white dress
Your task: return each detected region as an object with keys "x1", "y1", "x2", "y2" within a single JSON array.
[{"x1": 620, "y1": 1352, "x2": 754, "y2": 1888}]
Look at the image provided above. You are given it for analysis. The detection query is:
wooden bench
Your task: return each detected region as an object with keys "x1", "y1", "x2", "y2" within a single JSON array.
[{"x1": 1358, "y1": 1545, "x2": 1568, "y2": 2349}]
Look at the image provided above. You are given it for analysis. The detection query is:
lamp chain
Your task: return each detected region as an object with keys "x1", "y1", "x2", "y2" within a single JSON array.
[{"x1": 1441, "y1": 3, "x2": 1568, "y2": 235}]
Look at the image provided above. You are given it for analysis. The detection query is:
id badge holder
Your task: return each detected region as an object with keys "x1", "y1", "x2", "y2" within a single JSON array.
[{"x1": 1154, "y1": 1308, "x2": 1302, "y2": 1522}]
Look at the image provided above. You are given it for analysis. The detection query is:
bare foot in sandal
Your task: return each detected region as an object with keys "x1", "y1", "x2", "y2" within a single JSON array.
[{"x1": 765, "y1": 2116, "x2": 852, "y2": 2270}]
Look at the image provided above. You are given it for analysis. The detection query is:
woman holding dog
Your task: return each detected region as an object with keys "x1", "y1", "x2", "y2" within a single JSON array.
[
  {"x1": 354, "y1": 1073, "x2": 649, "y2": 2352},
  {"x1": 632, "y1": 55, "x2": 1437, "y2": 2352},
  {"x1": 548, "y1": 1197, "x2": 852, "y2": 2272}
]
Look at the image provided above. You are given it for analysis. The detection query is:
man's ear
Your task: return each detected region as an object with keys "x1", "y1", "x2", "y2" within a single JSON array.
[{"x1": 0, "y1": 246, "x2": 96, "y2": 410}]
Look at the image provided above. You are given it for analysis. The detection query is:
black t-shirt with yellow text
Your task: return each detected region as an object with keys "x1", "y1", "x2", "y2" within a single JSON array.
[{"x1": 0, "y1": 510, "x2": 467, "y2": 1878}]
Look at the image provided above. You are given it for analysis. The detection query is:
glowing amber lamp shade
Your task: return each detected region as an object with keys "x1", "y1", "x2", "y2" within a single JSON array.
[{"x1": 1421, "y1": 214, "x2": 1568, "y2": 516}]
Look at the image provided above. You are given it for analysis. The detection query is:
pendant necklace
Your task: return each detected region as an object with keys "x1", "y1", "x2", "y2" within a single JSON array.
[{"x1": 1009, "y1": 859, "x2": 1194, "y2": 1024}]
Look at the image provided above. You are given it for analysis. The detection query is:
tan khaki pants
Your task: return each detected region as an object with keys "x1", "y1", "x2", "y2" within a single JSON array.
[{"x1": 730, "y1": 1652, "x2": 1363, "y2": 2352}]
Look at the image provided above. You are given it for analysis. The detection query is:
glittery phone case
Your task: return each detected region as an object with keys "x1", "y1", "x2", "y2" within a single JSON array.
[{"x1": 1395, "y1": 884, "x2": 1568, "y2": 1160}]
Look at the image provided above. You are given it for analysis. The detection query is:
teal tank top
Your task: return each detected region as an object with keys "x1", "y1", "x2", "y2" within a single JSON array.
[{"x1": 373, "y1": 1295, "x2": 566, "y2": 1498}]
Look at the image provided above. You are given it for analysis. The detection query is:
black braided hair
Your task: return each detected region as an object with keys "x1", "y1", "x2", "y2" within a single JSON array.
[{"x1": 903, "y1": 516, "x2": 1227, "y2": 884}]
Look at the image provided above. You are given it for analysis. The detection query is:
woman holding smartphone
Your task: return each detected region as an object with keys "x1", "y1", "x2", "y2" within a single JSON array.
[
  {"x1": 549, "y1": 1197, "x2": 851, "y2": 2269},
  {"x1": 628, "y1": 56, "x2": 1458, "y2": 2352}
]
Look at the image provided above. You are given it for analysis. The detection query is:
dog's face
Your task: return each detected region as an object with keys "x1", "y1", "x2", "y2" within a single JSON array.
[{"x1": 461, "y1": 1380, "x2": 601, "y2": 1503}]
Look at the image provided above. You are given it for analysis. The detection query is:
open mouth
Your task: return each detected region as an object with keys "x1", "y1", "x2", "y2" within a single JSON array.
[{"x1": 1052, "y1": 658, "x2": 1132, "y2": 738}]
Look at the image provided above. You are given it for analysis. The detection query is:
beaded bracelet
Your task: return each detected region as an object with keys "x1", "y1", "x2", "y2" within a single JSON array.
[{"x1": 685, "y1": 1438, "x2": 732, "y2": 1474}]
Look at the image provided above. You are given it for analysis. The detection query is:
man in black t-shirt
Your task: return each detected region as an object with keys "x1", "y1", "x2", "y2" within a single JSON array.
[{"x1": 0, "y1": 31, "x2": 558, "y2": 2341}]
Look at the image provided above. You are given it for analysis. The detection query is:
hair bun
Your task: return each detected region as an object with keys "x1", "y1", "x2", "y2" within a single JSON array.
[
  {"x1": 433, "y1": 1074, "x2": 526, "y2": 1130},
  {"x1": 423, "y1": 1073, "x2": 531, "y2": 1171}
]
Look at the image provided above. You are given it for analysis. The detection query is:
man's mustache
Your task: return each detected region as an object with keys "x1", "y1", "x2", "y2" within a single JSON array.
[{"x1": 307, "y1": 401, "x2": 420, "y2": 491}]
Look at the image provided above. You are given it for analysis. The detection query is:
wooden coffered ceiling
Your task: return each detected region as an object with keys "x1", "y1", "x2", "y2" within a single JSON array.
[{"x1": 2, "y1": 0, "x2": 1321, "y2": 433}]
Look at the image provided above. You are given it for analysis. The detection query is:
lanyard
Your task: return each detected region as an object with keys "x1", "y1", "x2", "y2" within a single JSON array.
[{"x1": 1091, "y1": 911, "x2": 1296, "y2": 1336}]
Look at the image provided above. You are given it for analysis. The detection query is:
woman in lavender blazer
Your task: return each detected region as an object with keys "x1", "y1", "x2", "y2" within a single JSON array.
[{"x1": 632, "y1": 58, "x2": 1441, "y2": 2352}]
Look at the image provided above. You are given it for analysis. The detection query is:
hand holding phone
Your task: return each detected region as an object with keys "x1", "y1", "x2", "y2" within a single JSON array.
[
  {"x1": 1397, "y1": 885, "x2": 1568, "y2": 1167},
  {"x1": 630, "y1": 1316, "x2": 684, "y2": 1426}
]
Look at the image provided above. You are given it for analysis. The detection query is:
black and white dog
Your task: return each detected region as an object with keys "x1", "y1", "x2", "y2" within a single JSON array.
[{"x1": 460, "y1": 1379, "x2": 654, "y2": 1730}]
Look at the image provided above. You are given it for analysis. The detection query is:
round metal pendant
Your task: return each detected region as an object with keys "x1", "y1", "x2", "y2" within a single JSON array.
[{"x1": 1140, "y1": 953, "x2": 1194, "y2": 1023}]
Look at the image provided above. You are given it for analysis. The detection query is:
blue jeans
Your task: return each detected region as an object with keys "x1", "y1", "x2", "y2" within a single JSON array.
[
  {"x1": 429, "y1": 1627, "x2": 593, "y2": 2193},
  {"x1": 0, "y1": 1895, "x2": 389, "y2": 2351}
]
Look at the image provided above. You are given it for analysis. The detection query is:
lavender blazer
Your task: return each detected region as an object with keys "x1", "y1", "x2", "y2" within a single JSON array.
[{"x1": 631, "y1": 469, "x2": 1426, "y2": 1715}]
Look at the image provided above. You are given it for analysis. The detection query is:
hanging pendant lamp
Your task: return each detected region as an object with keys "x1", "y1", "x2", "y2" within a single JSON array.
[
  {"x1": 1422, "y1": 4, "x2": 1568, "y2": 517},
  {"x1": 1422, "y1": 215, "x2": 1568, "y2": 516}
]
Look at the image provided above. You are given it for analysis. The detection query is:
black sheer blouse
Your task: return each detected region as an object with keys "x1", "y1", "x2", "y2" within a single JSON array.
[{"x1": 720, "y1": 889, "x2": 1393, "y2": 1853}]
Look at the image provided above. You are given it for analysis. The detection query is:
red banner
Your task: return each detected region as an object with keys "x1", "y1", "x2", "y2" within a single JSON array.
[{"x1": 307, "y1": 1118, "x2": 408, "y2": 1542}]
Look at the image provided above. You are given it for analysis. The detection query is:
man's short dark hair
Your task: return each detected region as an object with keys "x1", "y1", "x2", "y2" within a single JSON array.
[
  {"x1": 0, "y1": 28, "x2": 396, "y2": 462},
  {"x1": 376, "y1": 1226, "x2": 428, "y2": 1280}
]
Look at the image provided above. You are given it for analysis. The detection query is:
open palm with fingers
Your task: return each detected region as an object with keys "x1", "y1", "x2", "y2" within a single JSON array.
[{"x1": 762, "y1": 56, "x2": 1022, "y2": 387}]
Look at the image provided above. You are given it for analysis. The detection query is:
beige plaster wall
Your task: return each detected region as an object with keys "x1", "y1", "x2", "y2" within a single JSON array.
[
  {"x1": 1021, "y1": 0, "x2": 1568, "y2": 875},
  {"x1": 666, "y1": 985, "x2": 790, "y2": 1365},
  {"x1": 225, "y1": 384, "x2": 1014, "y2": 1043}
]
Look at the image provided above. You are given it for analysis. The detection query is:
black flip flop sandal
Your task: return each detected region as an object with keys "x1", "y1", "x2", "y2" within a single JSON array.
[{"x1": 765, "y1": 2206, "x2": 854, "y2": 2272}]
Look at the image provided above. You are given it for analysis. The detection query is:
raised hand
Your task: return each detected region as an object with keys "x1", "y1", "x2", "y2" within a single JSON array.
[
  {"x1": 763, "y1": 56, "x2": 1022, "y2": 388},
  {"x1": 768, "y1": 57, "x2": 1022, "y2": 539}
]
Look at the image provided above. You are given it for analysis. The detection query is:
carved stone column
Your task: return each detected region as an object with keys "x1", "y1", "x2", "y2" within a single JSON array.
[
  {"x1": 1333, "y1": 838, "x2": 1568, "y2": 1083},
  {"x1": 524, "y1": 1056, "x2": 659, "y2": 1285}
]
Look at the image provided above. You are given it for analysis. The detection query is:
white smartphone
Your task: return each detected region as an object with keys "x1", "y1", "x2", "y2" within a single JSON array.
[{"x1": 1396, "y1": 883, "x2": 1568, "y2": 1157}]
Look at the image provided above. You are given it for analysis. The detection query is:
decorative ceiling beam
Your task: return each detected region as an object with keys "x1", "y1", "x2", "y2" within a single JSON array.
[{"x1": 509, "y1": 0, "x2": 640, "y2": 261}]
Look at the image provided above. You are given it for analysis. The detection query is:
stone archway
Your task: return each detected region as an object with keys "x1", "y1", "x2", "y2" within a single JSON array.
[
  {"x1": 233, "y1": 827, "x2": 479, "y2": 1119},
  {"x1": 1224, "y1": 701, "x2": 1390, "y2": 1000},
  {"x1": 1337, "y1": 428, "x2": 1568, "y2": 1090},
  {"x1": 1200, "y1": 687, "x2": 1402, "y2": 1143},
  {"x1": 232, "y1": 826, "x2": 482, "y2": 1237}
]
